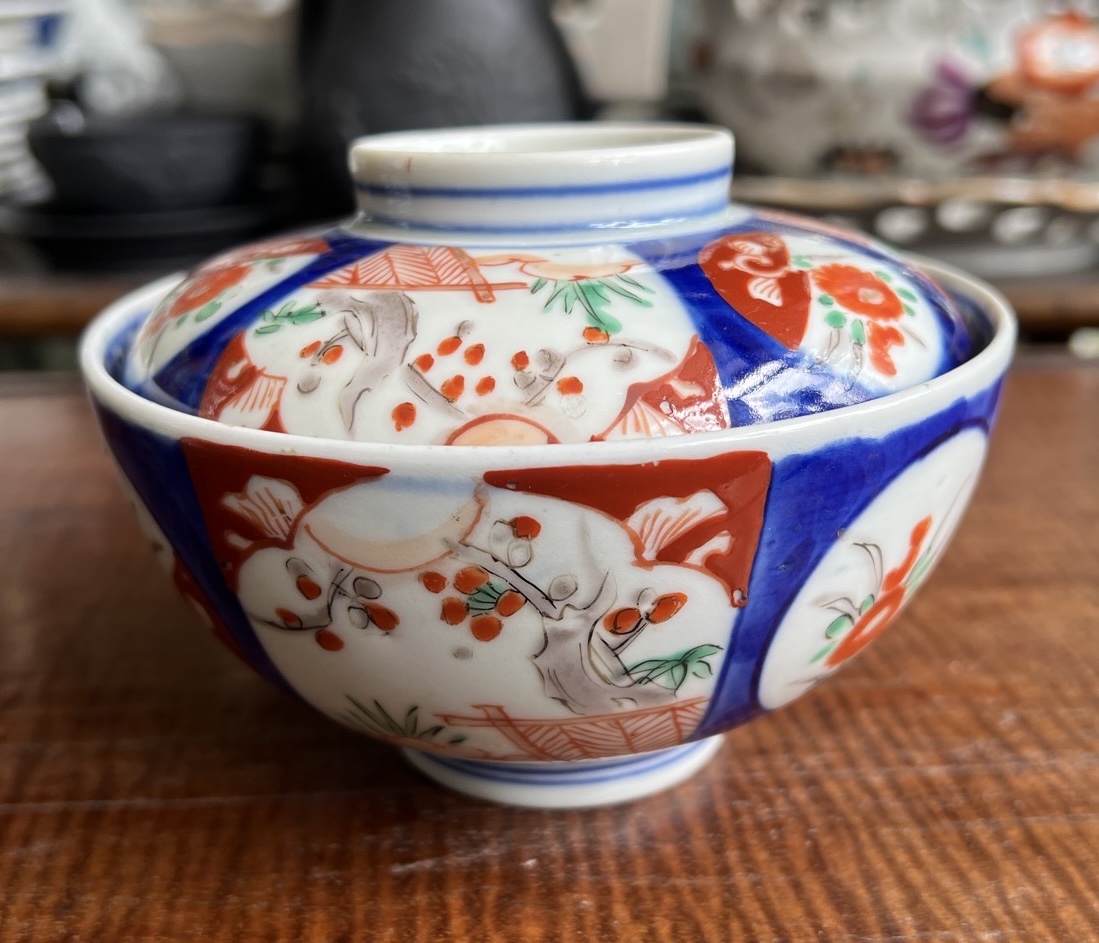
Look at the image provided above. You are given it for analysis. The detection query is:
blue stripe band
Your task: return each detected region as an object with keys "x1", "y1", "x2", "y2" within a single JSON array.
[
  {"x1": 357, "y1": 166, "x2": 730, "y2": 199},
  {"x1": 363, "y1": 199, "x2": 733, "y2": 235},
  {"x1": 424, "y1": 739, "x2": 710, "y2": 787}
]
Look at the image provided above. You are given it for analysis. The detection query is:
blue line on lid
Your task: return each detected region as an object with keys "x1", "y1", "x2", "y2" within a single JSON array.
[
  {"x1": 361, "y1": 198, "x2": 733, "y2": 235},
  {"x1": 357, "y1": 165, "x2": 730, "y2": 200}
]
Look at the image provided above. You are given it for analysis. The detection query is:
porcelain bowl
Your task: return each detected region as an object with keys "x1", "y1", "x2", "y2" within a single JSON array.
[{"x1": 81, "y1": 254, "x2": 1014, "y2": 808}]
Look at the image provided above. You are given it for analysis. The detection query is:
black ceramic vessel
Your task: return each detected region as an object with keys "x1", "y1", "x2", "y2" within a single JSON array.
[{"x1": 297, "y1": 0, "x2": 589, "y2": 216}]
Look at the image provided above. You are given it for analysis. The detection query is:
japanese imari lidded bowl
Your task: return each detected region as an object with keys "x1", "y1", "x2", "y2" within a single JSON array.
[{"x1": 82, "y1": 124, "x2": 1015, "y2": 808}]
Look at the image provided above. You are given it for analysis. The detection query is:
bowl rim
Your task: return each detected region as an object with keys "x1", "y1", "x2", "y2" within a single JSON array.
[
  {"x1": 80, "y1": 256, "x2": 1017, "y2": 468},
  {"x1": 350, "y1": 122, "x2": 734, "y2": 181}
]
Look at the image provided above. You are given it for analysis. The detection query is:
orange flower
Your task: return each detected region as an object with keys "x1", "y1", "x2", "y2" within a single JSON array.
[
  {"x1": 812, "y1": 265, "x2": 903, "y2": 321},
  {"x1": 826, "y1": 516, "x2": 932, "y2": 668},
  {"x1": 825, "y1": 586, "x2": 904, "y2": 667},
  {"x1": 168, "y1": 263, "x2": 251, "y2": 318},
  {"x1": 867, "y1": 323, "x2": 904, "y2": 376}
]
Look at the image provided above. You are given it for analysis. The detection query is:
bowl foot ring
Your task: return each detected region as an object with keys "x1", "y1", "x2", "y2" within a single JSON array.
[{"x1": 401, "y1": 735, "x2": 724, "y2": 809}]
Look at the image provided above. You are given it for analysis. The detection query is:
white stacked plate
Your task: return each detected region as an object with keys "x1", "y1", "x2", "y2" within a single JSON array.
[{"x1": 0, "y1": 0, "x2": 67, "y2": 200}]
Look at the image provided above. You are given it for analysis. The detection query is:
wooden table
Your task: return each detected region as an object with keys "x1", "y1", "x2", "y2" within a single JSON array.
[{"x1": 0, "y1": 361, "x2": 1096, "y2": 943}]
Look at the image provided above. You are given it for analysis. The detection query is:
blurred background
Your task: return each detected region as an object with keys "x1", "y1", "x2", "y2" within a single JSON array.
[{"x1": 2, "y1": 0, "x2": 1098, "y2": 369}]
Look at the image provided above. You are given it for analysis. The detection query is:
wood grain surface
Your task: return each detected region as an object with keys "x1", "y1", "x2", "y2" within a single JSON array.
[{"x1": 0, "y1": 363, "x2": 1096, "y2": 943}]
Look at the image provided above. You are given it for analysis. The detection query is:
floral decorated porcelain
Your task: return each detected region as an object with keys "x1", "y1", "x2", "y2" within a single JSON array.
[
  {"x1": 81, "y1": 123, "x2": 1015, "y2": 807},
  {"x1": 698, "y1": 1, "x2": 1099, "y2": 180}
]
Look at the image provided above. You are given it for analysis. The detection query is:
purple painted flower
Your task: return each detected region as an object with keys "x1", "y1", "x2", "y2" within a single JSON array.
[{"x1": 910, "y1": 59, "x2": 974, "y2": 146}]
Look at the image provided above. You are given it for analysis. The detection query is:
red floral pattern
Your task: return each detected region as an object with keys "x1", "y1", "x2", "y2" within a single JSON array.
[
  {"x1": 825, "y1": 516, "x2": 932, "y2": 667},
  {"x1": 812, "y1": 265, "x2": 904, "y2": 321}
]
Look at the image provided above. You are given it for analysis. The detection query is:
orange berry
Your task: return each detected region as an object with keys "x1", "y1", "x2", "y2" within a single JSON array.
[
  {"x1": 315, "y1": 629, "x2": 344, "y2": 651},
  {"x1": 475, "y1": 376, "x2": 496, "y2": 396},
  {"x1": 275, "y1": 607, "x2": 301, "y2": 628},
  {"x1": 414, "y1": 353, "x2": 435, "y2": 373},
  {"x1": 495, "y1": 590, "x2": 525, "y2": 617},
  {"x1": 463, "y1": 343, "x2": 485, "y2": 365},
  {"x1": 511, "y1": 350, "x2": 530, "y2": 370},
  {"x1": 582, "y1": 327, "x2": 610, "y2": 344},
  {"x1": 367, "y1": 604, "x2": 399, "y2": 632},
  {"x1": 510, "y1": 515, "x2": 541, "y2": 539},
  {"x1": 470, "y1": 614, "x2": 503, "y2": 642},
  {"x1": 299, "y1": 340, "x2": 322, "y2": 358},
  {"x1": 392, "y1": 402, "x2": 417, "y2": 431},
  {"x1": 419, "y1": 571, "x2": 447, "y2": 593},
  {"x1": 453, "y1": 566, "x2": 489, "y2": 594},
  {"x1": 438, "y1": 335, "x2": 462, "y2": 355},
  {"x1": 441, "y1": 597, "x2": 468, "y2": 625},
  {"x1": 321, "y1": 345, "x2": 343, "y2": 364},
  {"x1": 556, "y1": 376, "x2": 583, "y2": 395},
  {"x1": 649, "y1": 592, "x2": 688, "y2": 624},
  {"x1": 295, "y1": 575, "x2": 322, "y2": 600},
  {"x1": 605, "y1": 607, "x2": 642, "y2": 635},
  {"x1": 440, "y1": 375, "x2": 465, "y2": 401}
]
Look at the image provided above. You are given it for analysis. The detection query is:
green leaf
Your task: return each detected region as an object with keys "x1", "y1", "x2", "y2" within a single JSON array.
[
  {"x1": 904, "y1": 305, "x2": 916, "y2": 317},
  {"x1": 685, "y1": 644, "x2": 722, "y2": 661},
  {"x1": 874, "y1": 269, "x2": 893, "y2": 282},
  {"x1": 819, "y1": 294, "x2": 835, "y2": 306},
  {"x1": 376, "y1": 702, "x2": 405, "y2": 735},
  {"x1": 575, "y1": 283, "x2": 604, "y2": 321},
  {"x1": 195, "y1": 300, "x2": 221, "y2": 322},
  {"x1": 345, "y1": 695, "x2": 384, "y2": 732},
  {"x1": 860, "y1": 594, "x2": 876, "y2": 614},
  {"x1": 544, "y1": 281, "x2": 571, "y2": 311},
  {"x1": 809, "y1": 643, "x2": 835, "y2": 664},
  {"x1": 404, "y1": 706, "x2": 420, "y2": 736},
  {"x1": 669, "y1": 663, "x2": 688, "y2": 691},
  {"x1": 290, "y1": 310, "x2": 324, "y2": 324},
  {"x1": 467, "y1": 586, "x2": 500, "y2": 612},
  {"x1": 626, "y1": 644, "x2": 723, "y2": 691},
  {"x1": 448, "y1": 734, "x2": 468, "y2": 745},
  {"x1": 792, "y1": 254, "x2": 812, "y2": 269},
  {"x1": 825, "y1": 614, "x2": 853, "y2": 639},
  {"x1": 627, "y1": 659, "x2": 675, "y2": 685},
  {"x1": 851, "y1": 319, "x2": 867, "y2": 345},
  {"x1": 602, "y1": 279, "x2": 652, "y2": 307},
  {"x1": 584, "y1": 281, "x2": 609, "y2": 302},
  {"x1": 587, "y1": 311, "x2": 623, "y2": 335},
  {"x1": 825, "y1": 310, "x2": 847, "y2": 329},
  {"x1": 530, "y1": 277, "x2": 547, "y2": 295},
  {"x1": 907, "y1": 554, "x2": 934, "y2": 588},
  {"x1": 897, "y1": 287, "x2": 917, "y2": 301},
  {"x1": 617, "y1": 274, "x2": 654, "y2": 293},
  {"x1": 254, "y1": 324, "x2": 282, "y2": 335},
  {"x1": 691, "y1": 660, "x2": 713, "y2": 679}
]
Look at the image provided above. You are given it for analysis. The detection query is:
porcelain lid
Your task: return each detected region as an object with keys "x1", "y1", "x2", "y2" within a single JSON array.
[{"x1": 121, "y1": 124, "x2": 975, "y2": 446}]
